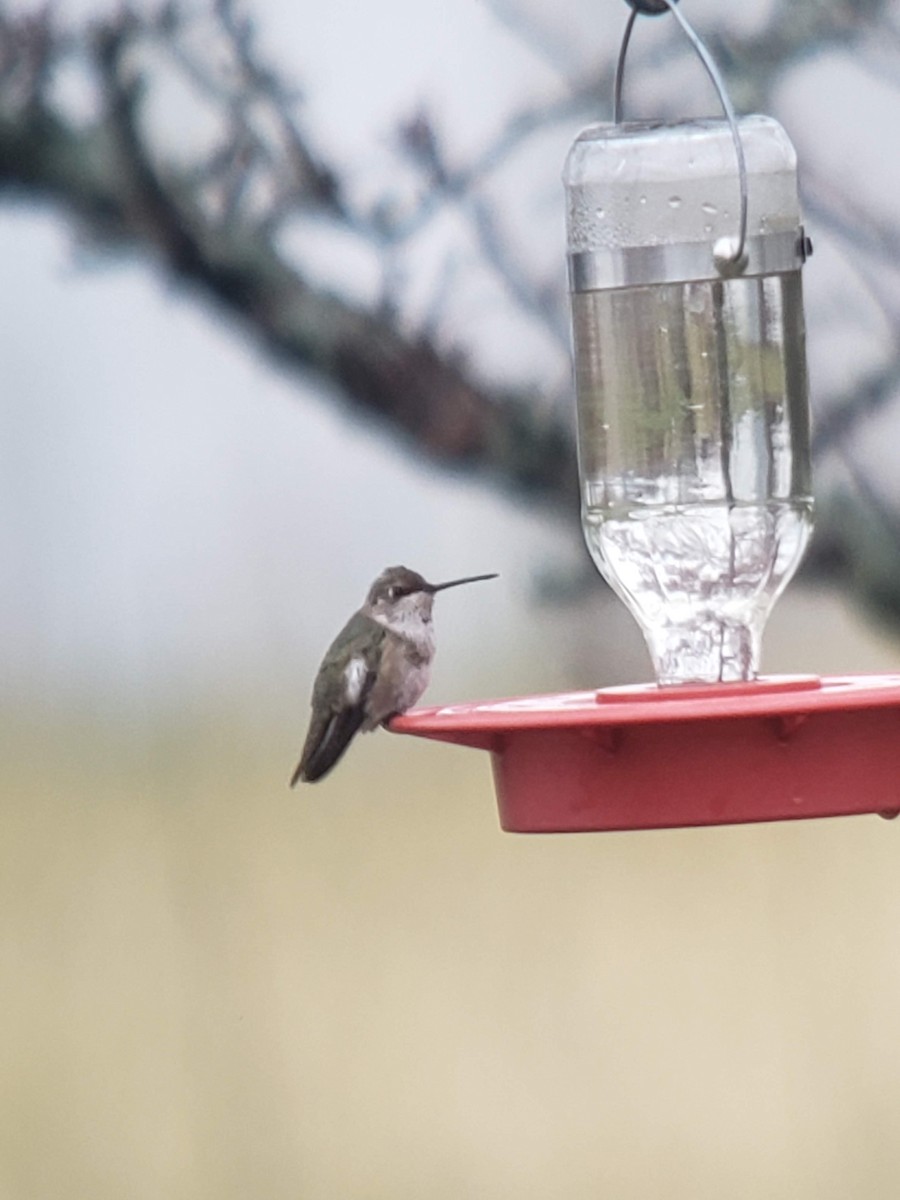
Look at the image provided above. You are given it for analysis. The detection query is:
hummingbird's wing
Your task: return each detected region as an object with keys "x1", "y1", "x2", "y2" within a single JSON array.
[{"x1": 290, "y1": 612, "x2": 386, "y2": 785}]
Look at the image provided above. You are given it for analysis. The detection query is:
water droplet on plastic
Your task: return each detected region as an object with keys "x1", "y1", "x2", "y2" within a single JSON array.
[
  {"x1": 639, "y1": 195, "x2": 647, "y2": 206},
  {"x1": 668, "y1": 196, "x2": 682, "y2": 209},
  {"x1": 595, "y1": 206, "x2": 605, "y2": 219},
  {"x1": 702, "y1": 202, "x2": 717, "y2": 215}
]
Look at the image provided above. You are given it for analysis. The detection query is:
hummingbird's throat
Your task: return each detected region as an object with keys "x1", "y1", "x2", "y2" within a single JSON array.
[{"x1": 372, "y1": 602, "x2": 435, "y2": 655}]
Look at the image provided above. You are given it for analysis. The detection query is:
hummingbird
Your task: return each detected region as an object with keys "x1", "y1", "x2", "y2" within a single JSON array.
[{"x1": 290, "y1": 565, "x2": 498, "y2": 785}]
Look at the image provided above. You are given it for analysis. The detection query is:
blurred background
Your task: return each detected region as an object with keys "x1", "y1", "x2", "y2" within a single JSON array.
[{"x1": 4, "y1": 0, "x2": 900, "y2": 1196}]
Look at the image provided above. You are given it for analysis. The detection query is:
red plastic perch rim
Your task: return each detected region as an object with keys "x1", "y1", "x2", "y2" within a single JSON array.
[{"x1": 390, "y1": 675, "x2": 900, "y2": 832}]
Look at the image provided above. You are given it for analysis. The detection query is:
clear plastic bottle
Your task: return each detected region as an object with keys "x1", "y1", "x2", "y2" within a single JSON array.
[{"x1": 564, "y1": 117, "x2": 813, "y2": 685}]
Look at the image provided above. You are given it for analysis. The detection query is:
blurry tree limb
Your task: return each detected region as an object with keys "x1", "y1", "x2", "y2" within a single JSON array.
[
  {"x1": 0, "y1": 3, "x2": 579, "y2": 510},
  {"x1": 0, "y1": 84, "x2": 579, "y2": 505},
  {"x1": 811, "y1": 353, "x2": 900, "y2": 462}
]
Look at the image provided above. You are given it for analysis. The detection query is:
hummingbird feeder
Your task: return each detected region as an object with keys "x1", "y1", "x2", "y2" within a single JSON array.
[{"x1": 394, "y1": 0, "x2": 900, "y2": 832}]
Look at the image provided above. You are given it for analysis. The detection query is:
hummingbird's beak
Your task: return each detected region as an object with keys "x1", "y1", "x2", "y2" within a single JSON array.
[{"x1": 428, "y1": 572, "x2": 499, "y2": 594}]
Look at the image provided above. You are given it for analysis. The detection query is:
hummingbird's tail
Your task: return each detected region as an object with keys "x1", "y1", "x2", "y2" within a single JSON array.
[{"x1": 290, "y1": 705, "x2": 367, "y2": 785}]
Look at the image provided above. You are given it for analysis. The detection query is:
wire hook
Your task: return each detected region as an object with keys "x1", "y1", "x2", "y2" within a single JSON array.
[{"x1": 613, "y1": 0, "x2": 748, "y2": 268}]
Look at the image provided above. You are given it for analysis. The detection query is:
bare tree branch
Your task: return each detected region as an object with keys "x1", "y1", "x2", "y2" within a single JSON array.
[
  {"x1": 0, "y1": 5, "x2": 579, "y2": 510},
  {"x1": 811, "y1": 354, "x2": 900, "y2": 462}
]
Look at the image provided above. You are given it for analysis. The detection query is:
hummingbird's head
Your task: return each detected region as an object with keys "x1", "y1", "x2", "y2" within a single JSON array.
[
  {"x1": 366, "y1": 566, "x2": 433, "y2": 619},
  {"x1": 365, "y1": 565, "x2": 498, "y2": 623}
]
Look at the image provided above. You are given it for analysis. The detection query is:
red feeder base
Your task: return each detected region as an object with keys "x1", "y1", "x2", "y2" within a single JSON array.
[{"x1": 390, "y1": 675, "x2": 900, "y2": 833}]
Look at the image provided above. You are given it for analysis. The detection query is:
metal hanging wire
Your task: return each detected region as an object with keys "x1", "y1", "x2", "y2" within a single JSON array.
[{"x1": 613, "y1": 0, "x2": 748, "y2": 267}]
